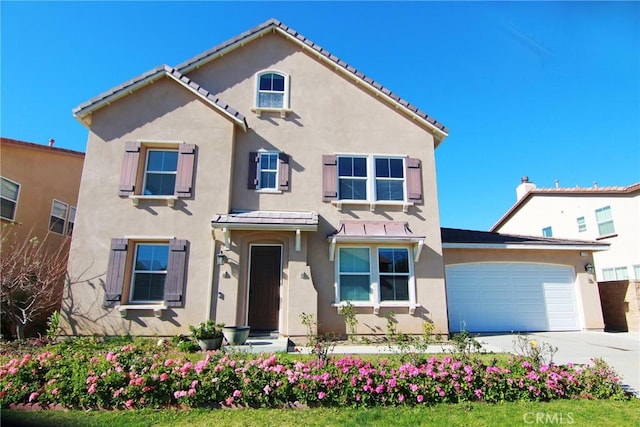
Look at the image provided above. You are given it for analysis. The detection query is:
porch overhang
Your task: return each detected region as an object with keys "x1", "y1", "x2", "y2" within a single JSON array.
[
  {"x1": 211, "y1": 211, "x2": 318, "y2": 251},
  {"x1": 327, "y1": 221, "x2": 425, "y2": 262}
]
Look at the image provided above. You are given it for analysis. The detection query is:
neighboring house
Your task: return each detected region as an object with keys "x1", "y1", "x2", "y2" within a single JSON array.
[
  {"x1": 491, "y1": 177, "x2": 640, "y2": 283},
  {"x1": 0, "y1": 137, "x2": 84, "y2": 248},
  {"x1": 62, "y1": 19, "x2": 606, "y2": 338}
]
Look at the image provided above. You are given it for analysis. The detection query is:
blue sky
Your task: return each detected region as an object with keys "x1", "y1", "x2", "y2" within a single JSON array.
[{"x1": 2, "y1": 1, "x2": 638, "y2": 230}]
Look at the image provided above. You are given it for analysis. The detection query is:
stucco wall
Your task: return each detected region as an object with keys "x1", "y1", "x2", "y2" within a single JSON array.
[{"x1": 443, "y1": 248, "x2": 605, "y2": 331}]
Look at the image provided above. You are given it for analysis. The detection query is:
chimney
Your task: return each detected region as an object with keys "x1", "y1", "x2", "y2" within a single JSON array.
[
  {"x1": 516, "y1": 176, "x2": 536, "y2": 201},
  {"x1": 48, "y1": 139, "x2": 55, "y2": 147}
]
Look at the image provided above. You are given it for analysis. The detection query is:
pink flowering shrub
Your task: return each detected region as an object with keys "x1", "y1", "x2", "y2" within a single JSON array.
[{"x1": 0, "y1": 343, "x2": 629, "y2": 410}]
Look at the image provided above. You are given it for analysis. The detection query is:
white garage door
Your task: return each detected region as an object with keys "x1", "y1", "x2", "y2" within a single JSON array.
[{"x1": 446, "y1": 263, "x2": 580, "y2": 333}]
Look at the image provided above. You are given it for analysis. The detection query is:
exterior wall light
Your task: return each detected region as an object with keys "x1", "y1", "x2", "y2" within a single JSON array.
[
  {"x1": 584, "y1": 263, "x2": 595, "y2": 274},
  {"x1": 216, "y1": 251, "x2": 227, "y2": 265}
]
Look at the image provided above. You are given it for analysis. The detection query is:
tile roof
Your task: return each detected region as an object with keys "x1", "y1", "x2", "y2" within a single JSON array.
[
  {"x1": 73, "y1": 66, "x2": 248, "y2": 129},
  {"x1": 176, "y1": 18, "x2": 448, "y2": 138},
  {"x1": 212, "y1": 210, "x2": 318, "y2": 227},
  {"x1": 329, "y1": 221, "x2": 424, "y2": 240},
  {"x1": 490, "y1": 182, "x2": 640, "y2": 232},
  {"x1": 441, "y1": 227, "x2": 608, "y2": 249},
  {"x1": 1, "y1": 137, "x2": 85, "y2": 157}
]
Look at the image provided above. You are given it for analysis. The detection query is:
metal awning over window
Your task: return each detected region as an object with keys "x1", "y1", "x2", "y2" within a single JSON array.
[
  {"x1": 211, "y1": 211, "x2": 318, "y2": 251},
  {"x1": 327, "y1": 221, "x2": 425, "y2": 261}
]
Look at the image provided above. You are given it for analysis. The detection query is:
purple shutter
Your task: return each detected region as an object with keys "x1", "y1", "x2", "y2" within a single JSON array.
[
  {"x1": 278, "y1": 153, "x2": 290, "y2": 191},
  {"x1": 165, "y1": 239, "x2": 188, "y2": 307},
  {"x1": 119, "y1": 142, "x2": 141, "y2": 196},
  {"x1": 406, "y1": 157, "x2": 423, "y2": 203},
  {"x1": 247, "y1": 152, "x2": 259, "y2": 189},
  {"x1": 175, "y1": 144, "x2": 196, "y2": 198},
  {"x1": 322, "y1": 155, "x2": 338, "y2": 201},
  {"x1": 104, "y1": 238, "x2": 128, "y2": 307}
]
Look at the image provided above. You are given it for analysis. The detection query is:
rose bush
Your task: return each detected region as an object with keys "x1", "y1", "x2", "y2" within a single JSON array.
[{"x1": 0, "y1": 342, "x2": 630, "y2": 410}]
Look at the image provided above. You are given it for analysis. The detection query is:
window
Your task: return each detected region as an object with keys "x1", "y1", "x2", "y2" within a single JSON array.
[
  {"x1": 119, "y1": 142, "x2": 196, "y2": 200},
  {"x1": 104, "y1": 238, "x2": 188, "y2": 307},
  {"x1": 131, "y1": 243, "x2": 169, "y2": 302},
  {"x1": 601, "y1": 266, "x2": 629, "y2": 281},
  {"x1": 378, "y1": 248, "x2": 410, "y2": 301},
  {"x1": 338, "y1": 156, "x2": 367, "y2": 200},
  {"x1": 49, "y1": 200, "x2": 68, "y2": 234},
  {"x1": 542, "y1": 226, "x2": 553, "y2": 237},
  {"x1": 1, "y1": 177, "x2": 20, "y2": 221},
  {"x1": 256, "y1": 71, "x2": 288, "y2": 109},
  {"x1": 143, "y1": 150, "x2": 178, "y2": 196},
  {"x1": 247, "y1": 152, "x2": 290, "y2": 191},
  {"x1": 595, "y1": 206, "x2": 615, "y2": 236},
  {"x1": 67, "y1": 207, "x2": 76, "y2": 236},
  {"x1": 337, "y1": 246, "x2": 413, "y2": 305},
  {"x1": 338, "y1": 248, "x2": 371, "y2": 301},
  {"x1": 323, "y1": 155, "x2": 422, "y2": 205},
  {"x1": 634, "y1": 265, "x2": 640, "y2": 279},
  {"x1": 577, "y1": 216, "x2": 586, "y2": 233}
]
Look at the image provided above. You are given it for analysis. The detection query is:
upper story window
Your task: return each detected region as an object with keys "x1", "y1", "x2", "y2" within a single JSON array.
[
  {"x1": 131, "y1": 243, "x2": 169, "y2": 303},
  {"x1": 256, "y1": 71, "x2": 289, "y2": 110},
  {"x1": 323, "y1": 155, "x2": 423, "y2": 208},
  {"x1": 542, "y1": 226, "x2": 553, "y2": 237},
  {"x1": 144, "y1": 149, "x2": 178, "y2": 196},
  {"x1": 576, "y1": 216, "x2": 586, "y2": 233},
  {"x1": 119, "y1": 141, "x2": 196, "y2": 205},
  {"x1": 67, "y1": 206, "x2": 77, "y2": 236},
  {"x1": 602, "y1": 266, "x2": 628, "y2": 281},
  {"x1": 247, "y1": 151, "x2": 290, "y2": 192},
  {"x1": 1, "y1": 177, "x2": 20, "y2": 221},
  {"x1": 49, "y1": 200, "x2": 68, "y2": 235},
  {"x1": 634, "y1": 265, "x2": 640, "y2": 280},
  {"x1": 595, "y1": 206, "x2": 615, "y2": 236}
]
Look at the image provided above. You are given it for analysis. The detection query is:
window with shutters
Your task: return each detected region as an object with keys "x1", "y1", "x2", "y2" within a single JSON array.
[
  {"x1": 323, "y1": 155, "x2": 422, "y2": 210},
  {"x1": 119, "y1": 141, "x2": 196, "y2": 207},
  {"x1": 247, "y1": 151, "x2": 290, "y2": 192},
  {"x1": 103, "y1": 238, "x2": 188, "y2": 308}
]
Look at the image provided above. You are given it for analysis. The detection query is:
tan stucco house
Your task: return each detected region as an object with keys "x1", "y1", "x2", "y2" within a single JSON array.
[{"x1": 62, "y1": 19, "x2": 607, "y2": 338}]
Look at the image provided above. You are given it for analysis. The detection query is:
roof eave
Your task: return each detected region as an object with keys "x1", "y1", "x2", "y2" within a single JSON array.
[
  {"x1": 211, "y1": 222, "x2": 318, "y2": 231},
  {"x1": 442, "y1": 243, "x2": 610, "y2": 251}
]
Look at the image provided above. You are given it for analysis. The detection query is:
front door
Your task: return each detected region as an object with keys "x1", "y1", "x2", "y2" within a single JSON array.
[{"x1": 247, "y1": 245, "x2": 282, "y2": 331}]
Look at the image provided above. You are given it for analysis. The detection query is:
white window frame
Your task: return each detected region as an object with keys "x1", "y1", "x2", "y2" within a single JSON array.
[
  {"x1": 377, "y1": 247, "x2": 412, "y2": 302},
  {"x1": 595, "y1": 206, "x2": 615, "y2": 236},
  {"x1": 335, "y1": 244, "x2": 416, "y2": 310},
  {"x1": 614, "y1": 267, "x2": 629, "y2": 280},
  {"x1": 142, "y1": 149, "x2": 178, "y2": 196},
  {"x1": 602, "y1": 266, "x2": 629, "y2": 281},
  {"x1": 257, "y1": 152, "x2": 280, "y2": 191},
  {"x1": 542, "y1": 226, "x2": 553, "y2": 237},
  {"x1": 129, "y1": 242, "x2": 169, "y2": 304},
  {"x1": 577, "y1": 216, "x2": 586, "y2": 233},
  {"x1": 254, "y1": 70, "x2": 290, "y2": 114},
  {"x1": 602, "y1": 268, "x2": 615, "y2": 281},
  {"x1": 1, "y1": 176, "x2": 20, "y2": 221},
  {"x1": 67, "y1": 206, "x2": 77, "y2": 236},
  {"x1": 49, "y1": 199, "x2": 68, "y2": 235},
  {"x1": 336, "y1": 155, "x2": 407, "y2": 205},
  {"x1": 634, "y1": 265, "x2": 640, "y2": 280}
]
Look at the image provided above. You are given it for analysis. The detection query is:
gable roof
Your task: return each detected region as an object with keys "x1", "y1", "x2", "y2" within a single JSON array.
[
  {"x1": 73, "y1": 65, "x2": 248, "y2": 130},
  {"x1": 441, "y1": 227, "x2": 609, "y2": 251},
  {"x1": 177, "y1": 18, "x2": 448, "y2": 143},
  {"x1": 490, "y1": 182, "x2": 640, "y2": 232}
]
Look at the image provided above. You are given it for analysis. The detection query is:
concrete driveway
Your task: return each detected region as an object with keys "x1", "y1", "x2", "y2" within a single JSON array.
[{"x1": 478, "y1": 331, "x2": 640, "y2": 396}]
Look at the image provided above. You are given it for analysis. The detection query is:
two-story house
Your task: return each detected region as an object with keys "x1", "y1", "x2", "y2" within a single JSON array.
[
  {"x1": 492, "y1": 177, "x2": 640, "y2": 282},
  {"x1": 1, "y1": 137, "x2": 84, "y2": 336},
  {"x1": 62, "y1": 19, "x2": 607, "y2": 338}
]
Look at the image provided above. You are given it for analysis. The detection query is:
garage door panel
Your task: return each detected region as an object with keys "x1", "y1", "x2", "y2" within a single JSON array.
[{"x1": 446, "y1": 263, "x2": 579, "y2": 333}]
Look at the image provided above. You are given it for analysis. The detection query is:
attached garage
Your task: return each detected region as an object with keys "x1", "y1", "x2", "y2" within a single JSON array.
[
  {"x1": 446, "y1": 263, "x2": 579, "y2": 332},
  {"x1": 441, "y1": 228, "x2": 609, "y2": 334}
]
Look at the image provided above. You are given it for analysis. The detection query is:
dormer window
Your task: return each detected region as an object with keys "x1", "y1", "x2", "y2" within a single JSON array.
[{"x1": 255, "y1": 71, "x2": 289, "y2": 114}]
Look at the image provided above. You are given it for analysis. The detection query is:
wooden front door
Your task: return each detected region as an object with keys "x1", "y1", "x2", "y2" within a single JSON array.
[{"x1": 248, "y1": 245, "x2": 282, "y2": 331}]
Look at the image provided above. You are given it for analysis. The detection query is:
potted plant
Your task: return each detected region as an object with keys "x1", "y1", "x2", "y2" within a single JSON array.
[
  {"x1": 222, "y1": 325, "x2": 251, "y2": 345},
  {"x1": 189, "y1": 320, "x2": 224, "y2": 351}
]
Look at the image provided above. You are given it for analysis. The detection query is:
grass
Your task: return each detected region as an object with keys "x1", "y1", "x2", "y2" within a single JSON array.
[{"x1": 3, "y1": 400, "x2": 639, "y2": 426}]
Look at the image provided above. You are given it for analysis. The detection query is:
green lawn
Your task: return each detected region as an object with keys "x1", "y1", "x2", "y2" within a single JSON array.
[{"x1": 3, "y1": 400, "x2": 639, "y2": 426}]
